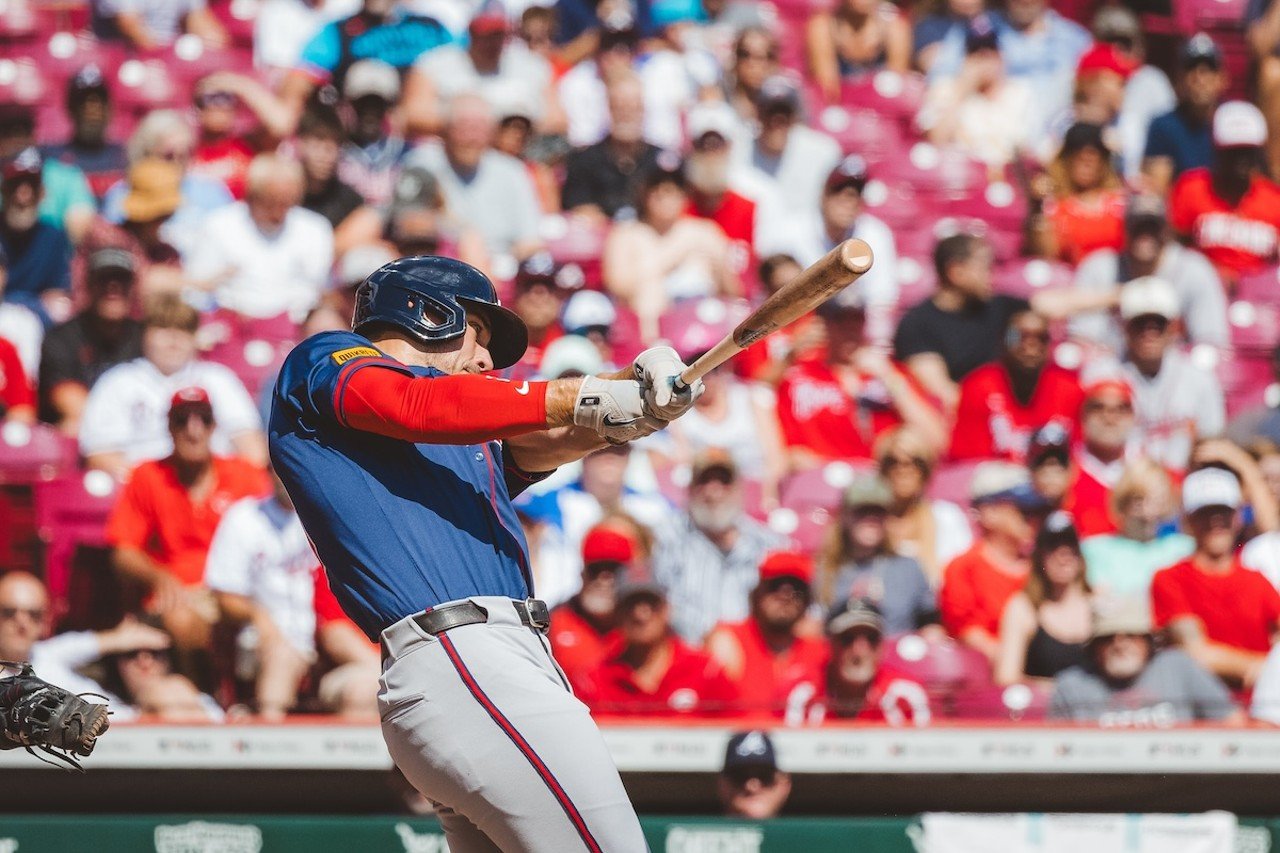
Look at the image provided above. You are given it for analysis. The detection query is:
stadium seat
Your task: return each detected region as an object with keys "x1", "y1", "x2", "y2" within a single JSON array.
[
  {"x1": 993, "y1": 258, "x2": 1074, "y2": 300},
  {"x1": 881, "y1": 632, "x2": 994, "y2": 707},
  {"x1": 0, "y1": 56, "x2": 51, "y2": 104},
  {"x1": 33, "y1": 471, "x2": 120, "y2": 625},
  {"x1": 860, "y1": 180, "x2": 922, "y2": 231},
  {"x1": 948, "y1": 681, "x2": 1052, "y2": 721},
  {"x1": 1217, "y1": 351, "x2": 1275, "y2": 418},
  {"x1": 656, "y1": 297, "x2": 750, "y2": 355},
  {"x1": 0, "y1": 423, "x2": 76, "y2": 575},
  {"x1": 1234, "y1": 265, "x2": 1279, "y2": 305},
  {"x1": 839, "y1": 72, "x2": 928, "y2": 126},
  {"x1": 1227, "y1": 299, "x2": 1280, "y2": 355},
  {"x1": 542, "y1": 214, "x2": 608, "y2": 291},
  {"x1": 927, "y1": 460, "x2": 983, "y2": 506}
]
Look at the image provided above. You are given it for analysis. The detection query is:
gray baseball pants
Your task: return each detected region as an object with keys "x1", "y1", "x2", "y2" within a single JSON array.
[{"x1": 378, "y1": 596, "x2": 649, "y2": 853}]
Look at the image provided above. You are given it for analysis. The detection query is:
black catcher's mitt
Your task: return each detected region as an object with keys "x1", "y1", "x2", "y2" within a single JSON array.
[{"x1": 0, "y1": 660, "x2": 110, "y2": 771}]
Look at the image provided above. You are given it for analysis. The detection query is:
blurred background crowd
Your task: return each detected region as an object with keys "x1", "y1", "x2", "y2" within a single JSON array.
[{"x1": 1, "y1": 0, "x2": 1280, "y2": 734}]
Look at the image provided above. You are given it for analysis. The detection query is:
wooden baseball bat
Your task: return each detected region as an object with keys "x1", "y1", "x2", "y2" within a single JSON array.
[{"x1": 675, "y1": 238, "x2": 874, "y2": 389}]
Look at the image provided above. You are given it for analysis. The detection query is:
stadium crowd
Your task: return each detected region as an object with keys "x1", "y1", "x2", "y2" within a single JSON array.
[{"x1": 2, "y1": 0, "x2": 1280, "y2": 729}]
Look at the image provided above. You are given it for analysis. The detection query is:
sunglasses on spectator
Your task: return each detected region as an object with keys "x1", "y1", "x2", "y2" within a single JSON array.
[
  {"x1": 169, "y1": 409, "x2": 214, "y2": 428},
  {"x1": 833, "y1": 628, "x2": 881, "y2": 647},
  {"x1": 735, "y1": 48, "x2": 777, "y2": 62},
  {"x1": 725, "y1": 767, "x2": 777, "y2": 787},
  {"x1": 119, "y1": 648, "x2": 168, "y2": 663},
  {"x1": 1010, "y1": 328, "x2": 1049, "y2": 344},
  {"x1": 153, "y1": 148, "x2": 189, "y2": 163},
  {"x1": 1127, "y1": 316, "x2": 1169, "y2": 334},
  {"x1": 881, "y1": 455, "x2": 925, "y2": 471},
  {"x1": 0, "y1": 606, "x2": 45, "y2": 621},
  {"x1": 1084, "y1": 401, "x2": 1132, "y2": 416},
  {"x1": 759, "y1": 577, "x2": 807, "y2": 598}
]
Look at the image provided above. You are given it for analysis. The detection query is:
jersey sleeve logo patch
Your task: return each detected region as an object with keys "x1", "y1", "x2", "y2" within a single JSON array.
[{"x1": 331, "y1": 346, "x2": 382, "y2": 365}]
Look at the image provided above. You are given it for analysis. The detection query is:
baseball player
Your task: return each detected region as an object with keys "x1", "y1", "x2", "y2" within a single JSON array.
[{"x1": 269, "y1": 256, "x2": 701, "y2": 852}]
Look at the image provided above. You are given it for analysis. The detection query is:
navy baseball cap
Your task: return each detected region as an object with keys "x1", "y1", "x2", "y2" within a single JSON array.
[
  {"x1": 723, "y1": 730, "x2": 778, "y2": 774},
  {"x1": 965, "y1": 13, "x2": 1000, "y2": 53},
  {"x1": 1181, "y1": 32, "x2": 1222, "y2": 70}
]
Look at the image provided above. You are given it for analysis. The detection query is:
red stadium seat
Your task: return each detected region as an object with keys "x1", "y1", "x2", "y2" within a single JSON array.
[
  {"x1": 927, "y1": 460, "x2": 983, "y2": 506},
  {"x1": 657, "y1": 297, "x2": 749, "y2": 356},
  {"x1": 0, "y1": 0, "x2": 38, "y2": 42},
  {"x1": 839, "y1": 72, "x2": 928, "y2": 126},
  {"x1": 1234, "y1": 265, "x2": 1279, "y2": 304},
  {"x1": 993, "y1": 258, "x2": 1074, "y2": 300},
  {"x1": 860, "y1": 180, "x2": 923, "y2": 231},
  {"x1": 774, "y1": 461, "x2": 875, "y2": 552},
  {"x1": 880, "y1": 632, "x2": 994, "y2": 705},
  {"x1": 542, "y1": 215, "x2": 609, "y2": 291},
  {"x1": 607, "y1": 304, "x2": 647, "y2": 366},
  {"x1": 0, "y1": 56, "x2": 51, "y2": 104},
  {"x1": 814, "y1": 104, "x2": 906, "y2": 159},
  {"x1": 1174, "y1": 0, "x2": 1248, "y2": 33},
  {"x1": 876, "y1": 144, "x2": 987, "y2": 198},
  {"x1": 0, "y1": 423, "x2": 76, "y2": 575},
  {"x1": 948, "y1": 681, "x2": 1051, "y2": 721},
  {"x1": 1217, "y1": 351, "x2": 1275, "y2": 418},
  {"x1": 33, "y1": 471, "x2": 120, "y2": 625},
  {"x1": 1227, "y1": 299, "x2": 1280, "y2": 355}
]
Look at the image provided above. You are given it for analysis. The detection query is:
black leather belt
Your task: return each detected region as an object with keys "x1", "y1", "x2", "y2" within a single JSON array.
[{"x1": 382, "y1": 598, "x2": 550, "y2": 661}]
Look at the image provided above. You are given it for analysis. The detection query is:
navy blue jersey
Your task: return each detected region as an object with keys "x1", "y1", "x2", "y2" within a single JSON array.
[{"x1": 269, "y1": 331, "x2": 532, "y2": 639}]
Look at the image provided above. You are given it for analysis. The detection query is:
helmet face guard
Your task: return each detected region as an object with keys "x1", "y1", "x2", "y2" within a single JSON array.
[{"x1": 352, "y1": 256, "x2": 528, "y2": 369}]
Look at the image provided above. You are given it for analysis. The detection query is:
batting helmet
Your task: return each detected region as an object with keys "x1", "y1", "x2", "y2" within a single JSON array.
[{"x1": 352, "y1": 256, "x2": 528, "y2": 369}]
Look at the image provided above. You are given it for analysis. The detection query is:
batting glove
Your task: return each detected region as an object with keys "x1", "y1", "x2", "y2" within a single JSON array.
[
  {"x1": 633, "y1": 346, "x2": 704, "y2": 420},
  {"x1": 574, "y1": 376, "x2": 668, "y2": 444}
]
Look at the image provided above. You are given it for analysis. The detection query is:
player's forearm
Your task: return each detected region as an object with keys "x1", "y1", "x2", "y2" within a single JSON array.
[
  {"x1": 506, "y1": 425, "x2": 609, "y2": 472},
  {"x1": 1194, "y1": 641, "x2": 1267, "y2": 684},
  {"x1": 111, "y1": 547, "x2": 168, "y2": 588}
]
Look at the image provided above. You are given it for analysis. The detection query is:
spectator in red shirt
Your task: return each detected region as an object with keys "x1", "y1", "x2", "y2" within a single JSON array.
[
  {"x1": 717, "y1": 730, "x2": 793, "y2": 819},
  {"x1": 548, "y1": 524, "x2": 633, "y2": 690},
  {"x1": 775, "y1": 293, "x2": 946, "y2": 470},
  {"x1": 578, "y1": 581, "x2": 740, "y2": 717},
  {"x1": 705, "y1": 551, "x2": 829, "y2": 715},
  {"x1": 0, "y1": 333, "x2": 33, "y2": 423},
  {"x1": 684, "y1": 103, "x2": 758, "y2": 287},
  {"x1": 1029, "y1": 121, "x2": 1127, "y2": 265},
  {"x1": 1061, "y1": 378, "x2": 1139, "y2": 538},
  {"x1": 940, "y1": 462, "x2": 1047, "y2": 662},
  {"x1": 107, "y1": 387, "x2": 269, "y2": 651},
  {"x1": 1169, "y1": 100, "x2": 1280, "y2": 285},
  {"x1": 793, "y1": 599, "x2": 931, "y2": 725},
  {"x1": 949, "y1": 309, "x2": 1083, "y2": 462},
  {"x1": 1152, "y1": 467, "x2": 1280, "y2": 688},
  {"x1": 189, "y1": 76, "x2": 259, "y2": 200}
]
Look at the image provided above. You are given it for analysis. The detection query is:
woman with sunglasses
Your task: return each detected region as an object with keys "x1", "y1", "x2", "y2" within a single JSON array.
[
  {"x1": 874, "y1": 426, "x2": 973, "y2": 587},
  {"x1": 993, "y1": 513, "x2": 1092, "y2": 686},
  {"x1": 100, "y1": 639, "x2": 223, "y2": 722}
]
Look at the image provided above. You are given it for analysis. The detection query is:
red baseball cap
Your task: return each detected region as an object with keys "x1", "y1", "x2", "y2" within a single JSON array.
[
  {"x1": 582, "y1": 525, "x2": 635, "y2": 566},
  {"x1": 1082, "y1": 377, "x2": 1133, "y2": 404},
  {"x1": 758, "y1": 550, "x2": 814, "y2": 586},
  {"x1": 169, "y1": 386, "x2": 213, "y2": 416},
  {"x1": 1076, "y1": 43, "x2": 1137, "y2": 80}
]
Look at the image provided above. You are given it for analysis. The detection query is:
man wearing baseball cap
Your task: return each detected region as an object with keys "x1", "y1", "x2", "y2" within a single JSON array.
[
  {"x1": 548, "y1": 524, "x2": 636, "y2": 689},
  {"x1": 717, "y1": 730, "x2": 792, "y2": 819},
  {"x1": 1060, "y1": 375, "x2": 1141, "y2": 537},
  {"x1": 1169, "y1": 100, "x2": 1280, "y2": 284},
  {"x1": 758, "y1": 154, "x2": 899, "y2": 317},
  {"x1": 43, "y1": 64, "x2": 128, "y2": 201},
  {"x1": 940, "y1": 461, "x2": 1048, "y2": 661},
  {"x1": 37, "y1": 247, "x2": 143, "y2": 431},
  {"x1": 0, "y1": 146, "x2": 72, "y2": 321},
  {"x1": 106, "y1": 387, "x2": 269, "y2": 652},
  {"x1": 800, "y1": 599, "x2": 930, "y2": 725},
  {"x1": 576, "y1": 579, "x2": 740, "y2": 717},
  {"x1": 1068, "y1": 192, "x2": 1228, "y2": 355},
  {"x1": 1151, "y1": 467, "x2": 1280, "y2": 688},
  {"x1": 683, "y1": 102, "x2": 759, "y2": 280},
  {"x1": 704, "y1": 551, "x2": 828, "y2": 714},
  {"x1": 949, "y1": 308, "x2": 1083, "y2": 463},
  {"x1": 775, "y1": 290, "x2": 946, "y2": 467},
  {"x1": 736, "y1": 75, "x2": 841, "y2": 231},
  {"x1": 1117, "y1": 275, "x2": 1223, "y2": 472},
  {"x1": 1142, "y1": 34, "x2": 1225, "y2": 194},
  {"x1": 508, "y1": 252, "x2": 575, "y2": 380},
  {"x1": 1049, "y1": 597, "x2": 1240, "y2": 724}
]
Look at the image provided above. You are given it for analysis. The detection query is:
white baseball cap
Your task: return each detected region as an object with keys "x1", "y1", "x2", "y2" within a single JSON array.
[
  {"x1": 540, "y1": 334, "x2": 604, "y2": 378},
  {"x1": 1182, "y1": 467, "x2": 1242, "y2": 515},
  {"x1": 1213, "y1": 101, "x2": 1267, "y2": 149},
  {"x1": 686, "y1": 102, "x2": 738, "y2": 144},
  {"x1": 344, "y1": 59, "x2": 401, "y2": 103},
  {"x1": 562, "y1": 290, "x2": 617, "y2": 332},
  {"x1": 1119, "y1": 276, "x2": 1180, "y2": 321}
]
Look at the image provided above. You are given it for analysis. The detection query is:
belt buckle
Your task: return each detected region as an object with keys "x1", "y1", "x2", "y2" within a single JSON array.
[{"x1": 524, "y1": 598, "x2": 549, "y2": 630}]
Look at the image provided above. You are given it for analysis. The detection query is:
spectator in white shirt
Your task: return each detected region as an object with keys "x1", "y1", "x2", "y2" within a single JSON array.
[
  {"x1": 730, "y1": 75, "x2": 842, "y2": 228},
  {"x1": 405, "y1": 1, "x2": 563, "y2": 137},
  {"x1": 80, "y1": 294, "x2": 266, "y2": 479},
  {"x1": 254, "y1": 0, "x2": 359, "y2": 77},
  {"x1": 758, "y1": 154, "x2": 899, "y2": 340},
  {"x1": 206, "y1": 470, "x2": 322, "y2": 719},
  {"x1": 0, "y1": 572, "x2": 181, "y2": 722},
  {"x1": 1111, "y1": 277, "x2": 1224, "y2": 472},
  {"x1": 407, "y1": 93, "x2": 544, "y2": 263},
  {"x1": 186, "y1": 155, "x2": 334, "y2": 321}
]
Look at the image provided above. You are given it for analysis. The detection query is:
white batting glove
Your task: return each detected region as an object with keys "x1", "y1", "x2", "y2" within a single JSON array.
[
  {"x1": 574, "y1": 376, "x2": 668, "y2": 444},
  {"x1": 633, "y1": 346, "x2": 704, "y2": 420}
]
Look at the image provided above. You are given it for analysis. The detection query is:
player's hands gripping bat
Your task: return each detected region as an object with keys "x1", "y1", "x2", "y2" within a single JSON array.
[
  {"x1": 574, "y1": 376, "x2": 667, "y2": 444},
  {"x1": 633, "y1": 346, "x2": 704, "y2": 420},
  {"x1": 673, "y1": 239, "x2": 874, "y2": 390}
]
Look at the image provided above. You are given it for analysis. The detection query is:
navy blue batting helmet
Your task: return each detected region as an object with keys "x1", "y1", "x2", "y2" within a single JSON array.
[{"x1": 352, "y1": 256, "x2": 528, "y2": 369}]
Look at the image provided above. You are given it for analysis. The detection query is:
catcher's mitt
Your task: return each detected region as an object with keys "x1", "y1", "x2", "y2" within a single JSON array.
[{"x1": 0, "y1": 660, "x2": 110, "y2": 771}]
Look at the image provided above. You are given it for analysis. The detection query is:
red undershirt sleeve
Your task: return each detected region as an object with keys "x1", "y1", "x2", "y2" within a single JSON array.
[{"x1": 336, "y1": 362, "x2": 550, "y2": 444}]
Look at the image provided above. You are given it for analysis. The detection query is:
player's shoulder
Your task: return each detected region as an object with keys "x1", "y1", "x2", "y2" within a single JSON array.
[{"x1": 285, "y1": 330, "x2": 384, "y2": 370}]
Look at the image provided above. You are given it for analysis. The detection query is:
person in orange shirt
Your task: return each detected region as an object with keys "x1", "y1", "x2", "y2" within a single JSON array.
[
  {"x1": 1032, "y1": 121, "x2": 1128, "y2": 265},
  {"x1": 107, "y1": 387, "x2": 268, "y2": 651},
  {"x1": 547, "y1": 524, "x2": 635, "y2": 690},
  {"x1": 705, "y1": 551, "x2": 829, "y2": 716},
  {"x1": 940, "y1": 461, "x2": 1047, "y2": 662}
]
